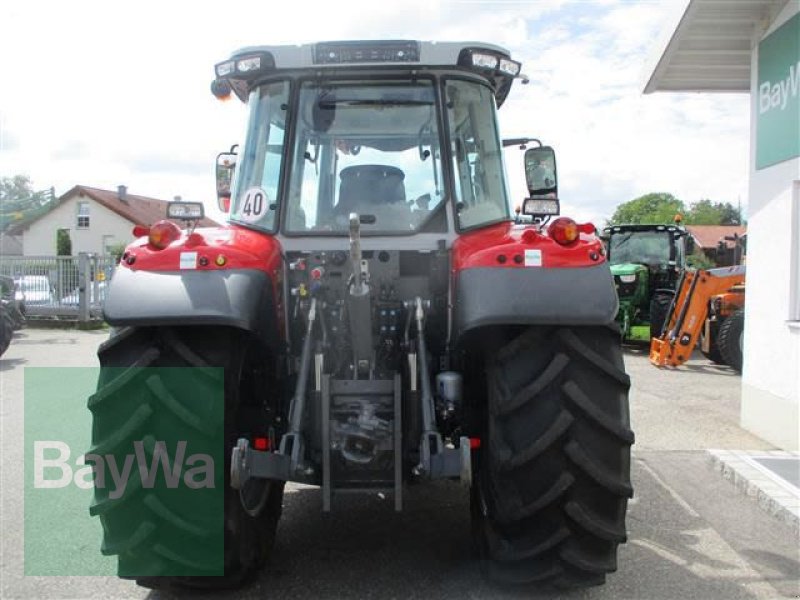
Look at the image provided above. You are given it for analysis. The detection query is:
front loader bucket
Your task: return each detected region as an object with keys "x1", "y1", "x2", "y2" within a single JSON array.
[{"x1": 649, "y1": 337, "x2": 671, "y2": 366}]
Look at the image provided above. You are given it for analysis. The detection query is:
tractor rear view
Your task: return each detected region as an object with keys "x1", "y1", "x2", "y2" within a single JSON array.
[{"x1": 90, "y1": 40, "x2": 633, "y2": 590}]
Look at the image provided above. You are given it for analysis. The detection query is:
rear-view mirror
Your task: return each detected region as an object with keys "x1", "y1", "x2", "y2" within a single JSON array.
[
  {"x1": 524, "y1": 146, "x2": 558, "y2": 196},
  {"x1": 216, "y1": 145, "x2": 238, "y2": 213}
]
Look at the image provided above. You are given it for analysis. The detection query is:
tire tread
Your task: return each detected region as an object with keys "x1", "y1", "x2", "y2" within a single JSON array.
[
  {"x1": 476, "y1": 325, "x2": 632, "y2": 588},
  {"x1": 90, "y1": 327, "x2": 282, "y2": 590}
]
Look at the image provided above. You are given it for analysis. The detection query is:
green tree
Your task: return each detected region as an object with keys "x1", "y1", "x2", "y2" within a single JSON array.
[
  {"x1": 56, "y1": 229, "x2": 72, "y2": 256},
  {"x1": 686, "y1": 199, "x2": 741, "y2": 225},
  {"x1": 686, "y1": 250, "x2": 716, "y2": 269},
  {"x1": 607, "y1": 192, "x2": 686, "y2": 225}
]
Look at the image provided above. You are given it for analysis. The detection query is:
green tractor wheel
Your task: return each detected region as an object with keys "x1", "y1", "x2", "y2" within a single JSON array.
[{"x1": 649, "y1": 292, "x2": 674, "y2": 341}]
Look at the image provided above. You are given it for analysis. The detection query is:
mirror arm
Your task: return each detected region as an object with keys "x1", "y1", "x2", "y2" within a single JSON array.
[{"x1": 502, "y1": 137, "x2": 541, "y2": 148}]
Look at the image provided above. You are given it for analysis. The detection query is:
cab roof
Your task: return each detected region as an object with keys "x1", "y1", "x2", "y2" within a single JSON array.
[
  {"x1": 231, "y1": 40, "x2": 511, "y2": 70},
  {"x1": 215, "y1": 40, "x2": 521, "y2": 107}
]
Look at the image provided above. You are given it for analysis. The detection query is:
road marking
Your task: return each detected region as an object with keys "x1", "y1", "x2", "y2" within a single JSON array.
[{"x1": 636, "y1": 457, "x2": 700, "y2": 517}]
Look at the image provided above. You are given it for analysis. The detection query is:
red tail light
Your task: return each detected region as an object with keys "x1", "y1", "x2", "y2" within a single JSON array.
[
  {"x1": 148, "y1": 220, "x2": 181, "y2": 250},
  {"x1": 548, "y1": 217, "x2": 579, "y2": 245}
]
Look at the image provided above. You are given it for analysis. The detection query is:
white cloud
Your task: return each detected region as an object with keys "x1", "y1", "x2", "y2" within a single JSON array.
[{"x1": 0, "y1": 0, "x2": 750, "y2": 228}]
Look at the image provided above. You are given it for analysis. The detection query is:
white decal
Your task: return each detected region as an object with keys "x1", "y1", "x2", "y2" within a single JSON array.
[
  {"x1": 236, "y1": 187, "x2": 269, "y2": 222},
  {"x1": 759, "y1": 61, "x2": 800, "y2": 114},
  {"x1": 180, "y1": 252, "x2": 198, "y2": 270},
  {"x1": 524, "y1": 249, "x2": 542, "y2": 267}
]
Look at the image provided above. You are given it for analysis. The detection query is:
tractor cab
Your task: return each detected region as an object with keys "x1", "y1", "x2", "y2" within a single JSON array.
[
  {"x1": 603, "y1": 223, "x2": 691, "y2": 338},
  {"x1": 211, "y1": 41, "x2": 559, "y2": 242}
]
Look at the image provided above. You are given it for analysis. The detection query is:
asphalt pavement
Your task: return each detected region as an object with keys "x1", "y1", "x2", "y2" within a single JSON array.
[{"x1": 1, "y1": 329, "x2": 798, "y2": 599}]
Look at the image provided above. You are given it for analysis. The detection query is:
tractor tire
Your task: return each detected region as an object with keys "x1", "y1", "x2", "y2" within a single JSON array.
[
  {"x1": 649, "y1": 291, "x2": 674, "y2": 341},
  {"x1": 472, "y1": 325, "x2": 633, "y2": 588},
  {"x1": 90, "y1": 326, "x2": 284, "y2": 590},
  {"x1": 718, "y1": 309, "x2": 744, "y2": 372},
  {"x1": 700, "y1": 320, "x2": 725, "y2": 365}
]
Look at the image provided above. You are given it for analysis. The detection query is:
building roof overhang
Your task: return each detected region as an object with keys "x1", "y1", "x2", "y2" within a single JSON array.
[{"x1": 644, "y1": 0, "x2": 790, "y2": 94}]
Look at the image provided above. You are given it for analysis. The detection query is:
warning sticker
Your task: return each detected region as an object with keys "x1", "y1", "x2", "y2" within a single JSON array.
[
  {"x1": 524, "y1": 249, "x2": 542, "y2": 267},
  {"x1": 180, "y1": 252, "x2": 198, "y2": 270}
]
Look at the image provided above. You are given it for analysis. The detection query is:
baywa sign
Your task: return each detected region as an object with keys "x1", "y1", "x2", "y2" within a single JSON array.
[{"x1": 757, "y1": 12, "x2": 800, "y2": 170}]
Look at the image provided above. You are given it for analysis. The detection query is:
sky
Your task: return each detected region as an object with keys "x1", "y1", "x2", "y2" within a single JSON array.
[{"x1": 0, "y1": 0, "x2": 752, "y2": 227}]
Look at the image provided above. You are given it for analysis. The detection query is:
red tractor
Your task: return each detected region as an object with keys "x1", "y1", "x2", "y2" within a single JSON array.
[{"x1": 91, "y1": 40, "x2": 633, "y2": 590}]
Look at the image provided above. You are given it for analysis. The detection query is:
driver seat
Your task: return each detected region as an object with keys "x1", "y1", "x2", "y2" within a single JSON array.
[{"x1": 336, "y1": 165, "x2": 406, "y2": 216}]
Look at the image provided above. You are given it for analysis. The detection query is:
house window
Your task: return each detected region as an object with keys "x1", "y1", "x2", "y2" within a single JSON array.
[{"x1": 77, "y1": 202, "x2": 90, "y2": 229}]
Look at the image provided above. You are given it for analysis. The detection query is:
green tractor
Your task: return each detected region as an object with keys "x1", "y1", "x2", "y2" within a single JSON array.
[{"x1": 603, "y1": 223, "x2": 693, "y2": 340}]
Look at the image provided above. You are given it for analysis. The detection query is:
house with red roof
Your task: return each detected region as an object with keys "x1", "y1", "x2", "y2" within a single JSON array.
[
  {"x1": 9, "y1": 185, "x2": 219, "y2": 256},
  {"x1": 685, "y1": 225, "x2": 747, "y2": 266}
]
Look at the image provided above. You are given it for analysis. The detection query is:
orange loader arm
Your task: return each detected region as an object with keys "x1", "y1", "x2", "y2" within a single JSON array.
[{"x1": 650, "y1": 265, "x2": 746, "y2": 367}]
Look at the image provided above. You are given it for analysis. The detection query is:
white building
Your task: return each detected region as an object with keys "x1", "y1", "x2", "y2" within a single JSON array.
[
  {"x1": 11, "y1": 185, "x2": 217, "y2": 256},
  {"x1": 646, "y1": 0, "x2": 799, "y2": 450}
]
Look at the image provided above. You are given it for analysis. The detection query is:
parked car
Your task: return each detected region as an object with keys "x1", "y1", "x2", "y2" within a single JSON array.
[{"x1": 14, "y1": 275, "x2": 55, "y2": 311}]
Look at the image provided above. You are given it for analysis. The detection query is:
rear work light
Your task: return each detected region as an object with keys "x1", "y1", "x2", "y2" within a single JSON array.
[
  {"x1": 148, "y1": 220, "x2": 181, "y2": 250},
  {"x1": 459, "y1": 49, "x2": 521, "y2": 78},
  {"x1": 471, "y1": 52, "x2": 499, "y2": 69},
  {"x1": 498, "y1": 58, "x2": 521, "y2": 76},
  {"x1": 214, "y1": 52, "x2": 274, "y2": 79},
  {"x1": 522, "y1": 197, "x2": 560, "y2": 217},
  {"x1": 167, "y1": 201, "x2": 204, "y2": 221},
  {"x1": 548, "y1": 217, "x2": 579, "y2": 246},
  {"x1": 212, "y1": 51, "x2": 275, "y2": 101},
  {"x1": 236, "y1": 56, "x2": 262, "y2": 73},
  {"x1": 215, "y1": 61, "x2": 235, "y2": 78}
]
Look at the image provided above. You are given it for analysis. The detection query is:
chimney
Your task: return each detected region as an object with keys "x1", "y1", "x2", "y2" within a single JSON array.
[
  {"x1": 174, "y1": 195, "x2": 182, "y2": 201},
  {"x1": 117, "y1": 185, "x2": 128, "y2": 202}
]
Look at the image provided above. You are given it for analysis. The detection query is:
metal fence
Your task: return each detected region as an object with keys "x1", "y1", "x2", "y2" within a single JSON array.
[{"x1": 0, "y1": 254, "x2": 117, "y2": 320}]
